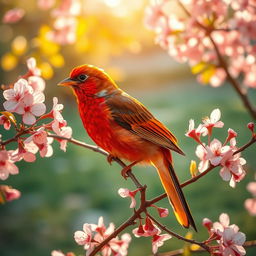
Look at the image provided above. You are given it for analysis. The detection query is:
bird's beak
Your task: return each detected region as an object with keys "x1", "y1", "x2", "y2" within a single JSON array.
[{"x1": 58, "y1": 77, "x2": 77, "y2": 87}]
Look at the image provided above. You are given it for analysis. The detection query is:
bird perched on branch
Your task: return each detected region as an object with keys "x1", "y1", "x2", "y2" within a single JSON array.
[{"x1": 58, "y1": 64, "x2": 196, "y2": 231}]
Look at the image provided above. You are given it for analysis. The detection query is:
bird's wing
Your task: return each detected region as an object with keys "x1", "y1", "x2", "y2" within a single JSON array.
[{"x1": 106, "y1": 91, "x2": 184, "y2": 155}]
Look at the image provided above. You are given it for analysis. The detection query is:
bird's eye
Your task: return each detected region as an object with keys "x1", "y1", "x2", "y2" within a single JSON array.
[{"x1": 78, "y1": 74, "x2": 88, "y2": 82}]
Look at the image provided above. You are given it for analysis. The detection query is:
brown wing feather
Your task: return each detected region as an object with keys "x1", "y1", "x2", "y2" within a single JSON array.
[{"x1": 106, "y1": 91, "x2": 184, "y2": 155}]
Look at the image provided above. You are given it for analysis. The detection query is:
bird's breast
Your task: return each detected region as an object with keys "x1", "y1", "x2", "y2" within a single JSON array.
[{"x1": 78, "y1": 97, "x2": 159, "y2": 163}]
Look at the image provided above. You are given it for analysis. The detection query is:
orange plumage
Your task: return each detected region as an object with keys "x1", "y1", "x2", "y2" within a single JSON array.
[{"x1": 58, "y1": 64, "x2": 196, "y2": 230}]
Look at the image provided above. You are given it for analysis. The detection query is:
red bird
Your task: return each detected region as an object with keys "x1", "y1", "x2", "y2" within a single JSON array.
[{"x1": 58, "y1": 64, "x2": 196, "y2": 230}]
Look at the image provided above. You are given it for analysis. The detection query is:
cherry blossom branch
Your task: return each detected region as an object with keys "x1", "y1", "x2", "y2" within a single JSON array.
[
  {"x1": 178, "y1": 0, "x2": 256, "y2": 120},
  {"x1": 47, "y1": 134, "x2": 256, "y2": 255},
  {"x1": 157, "y1": 240, "x2": 256, "y2": 256},
  {"x1": 147, "y1": 213, "x2": 210, "y2": 252}
]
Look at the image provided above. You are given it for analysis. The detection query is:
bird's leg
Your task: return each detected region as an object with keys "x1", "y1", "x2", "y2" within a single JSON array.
[
  {"x1": 121, "y1": 161, "x2": 139, "y2": 179},
  {"x1": 107, "y1": 154, "x2": 115, "y2": 165}
]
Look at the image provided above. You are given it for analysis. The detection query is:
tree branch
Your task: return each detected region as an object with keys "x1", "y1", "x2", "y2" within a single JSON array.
[{"x1": 147, "y1": 213, "x2": 210, "y2": 253}]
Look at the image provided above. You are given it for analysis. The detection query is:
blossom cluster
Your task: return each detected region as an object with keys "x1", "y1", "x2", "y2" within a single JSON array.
[
  {"x1": 203, "y1": 213, "x2": 246, "y2": 256},
  {"x1": 145, "y1": 0, "x2": 256, "y2": 87},
  {"x1": 73, "y1": 216, "x2": 131, "y2": 256},
  {"x1": 2, "y1": 0, "x2": 80, "y2": 45},
  {"x1": 0, "y1": 58, "x2": 72, "y2": 184},
  {"x1": 132, "y1": 216, "x2": 172, "y2": 254},
  {"x1": 186, "y1": 108, "x2": 246, "y2": 188},
  {"x1": 46, "y1": 0, "x2": 81, "y2": 45}
]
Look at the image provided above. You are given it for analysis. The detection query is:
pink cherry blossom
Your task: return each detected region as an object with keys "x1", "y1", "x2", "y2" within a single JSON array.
[
  {"x1": 74, "y1": 223, "x2": 94, "y2": 250},
  {"x1": 195, "y1": 144, "x2": 209, "y2": 172},
  {"x1": 15, "y1": 93, "x2": 46, "y2": 125},
  {"x1": 213, "y1": 213, "x2": 231, "y2": 235},
  {"x1": 218, "y1": 227, "x2": 246, "y2": 256},
  {"x1": 152, "y1": 233, "x2": 172, "y2": 254},
  {"x1": 185, "y1": 119, "x2": 205, "y2": 143},
  {"x1": 0, "y1": 115, "x2": 11, "y2": 130},
  {"x1": 28, "y1": 76, "x2": 45, "y2": 92},
  {"x1": 0, "y1": 150, "x2": 19, "y2": 180},
  {"x1": 145, "y1": 0, "x2": 256, "y2": 88},
  {"x1": 27, "y1": 58, "x2": 41, "y2": 77},
  {"x1": 202, "y1": 109, "x2": 224, "y2": 136},
  {"x1": 204, "y1": 213, "x2": 246, "y2": 256},
  {"x1": 74, "y1": 217, "x2": 131, "y2": 256},
  {"x1": 12, "y1": 140, "x2": 38, "y2": 163},
  {"x1": 50, "y1": 97, "x2": 64, "y2": 121},
  {"x1": 0, "y1": 185, "x2": 21, "y2": 202},
  {"x1": 219, "y1": 139, "x2": 246, "y2": 188},
  {"x1": 109, "y1": 233, "x2": 131, "y2": 256},
  {"x1": 58, "y1": 126, "x2": 72, "y2": 152},
  {"x1": 133, "y1": 217, "x2": 160, "y2": 237},
  {"x1": 206, "y1": 139, "x2": 223, "y2": 166},
  {"x1": 2, "y1": 8, "x2": 25, "y2": 24},
  {"x1": 37, "y1": 0, "x2": 56, "y2": 10},
  {"x1": 118, "y1": 188, "x2": 141, "y2": 208},
  {"x1": 3, "y1": 79, "x2": 33, "y2": 112},
  {"x1": 25, "y1": 128, "x2": 53, "y2": 157}
]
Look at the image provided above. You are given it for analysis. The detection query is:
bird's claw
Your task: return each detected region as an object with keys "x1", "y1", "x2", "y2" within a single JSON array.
[
  {"x1": 121, "y1": 166, "x2": 131, "y2": 179},
  {"x1": 120, "y1": 161, "x2": 139, "y2": 180},
  {"x1": 107, "y1": 154, "x2": 115, "y2": 165}
]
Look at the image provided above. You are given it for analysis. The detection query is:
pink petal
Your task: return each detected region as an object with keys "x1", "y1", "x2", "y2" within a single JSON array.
[
  {"x1": 31, "y1": 103, "x2": 46, "y2": 116},
  {"x1": 210, "y1": 108, "x2": 221, "y2": 123},
  {"x1": 219, "y1": 213, "x2": 230, "y2": 227},
  {"x1": 244, "y1": 198, "x2": 256, "y2": 216},
  {"x1": 215, "y1": 121, "x2": 224, "y2": 128},
  {"x1": 74, "y1": 231, "x2": 87, "y2": 245},
  {"x1": 3, "y1": 89, "x2": 16, "y2": 100},
  {"x1": 130, "y1": 197, "x2": 136, "y2": 208},
  {"x1": 220, "y1": 167, "x2": 231, "y2": 181},
  {"x1": 6, "y1": 161, "x2": 19, "y2": 175},
  {"x1": 3, "y1": 100, "x2": 19, "y2": 111},
  {"x1": 23, "y1": 152, "x2": 36, "y2": 162},
  {"x1": 33, "y1": 92, "x2": 45, "y2": 103},
  {"x1": 28, "y1": 76, "x2": 45, "y2": 91},
  {"x1": 118, "y1": 188, "x2": 130, "y2": 198},
  {"x1": 23, "y1": 112, "x2": 36, "y2": 125},
  {"x1": 233, "y1": 232, "x2": 246, "y2": 245}
]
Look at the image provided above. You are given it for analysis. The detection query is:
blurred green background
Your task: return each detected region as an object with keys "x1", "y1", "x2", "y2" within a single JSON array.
[{"x1": 0, "y1": 0, "x2": 256, "y2": 256}]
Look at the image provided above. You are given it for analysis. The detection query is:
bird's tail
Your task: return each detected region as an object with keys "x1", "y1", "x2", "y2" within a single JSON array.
[{"x1": 152, "y1": 149, "x2": 197, "y2": 231}]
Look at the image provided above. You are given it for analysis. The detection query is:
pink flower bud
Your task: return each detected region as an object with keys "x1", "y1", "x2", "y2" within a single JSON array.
[
  {"x1": 202, "y1": 218, "x2": 213, "y2": 230},
  {"x1": 247, "y1": 122, "x2": 254, "y2": 133},
  {"x1": 224, "y1": 128, "x2": 237, "y2": 145},
  {"x1": 152, "y1": 205, "x2": 169, "y2": 217}
]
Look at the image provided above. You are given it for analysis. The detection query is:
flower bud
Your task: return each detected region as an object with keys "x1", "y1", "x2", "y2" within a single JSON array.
[
  {"x1": 247, "y1": 122, "x2": 254, "y2": 133},
  {"x1": 202, "y1": 218, "x2": 213, "y2": 230}
]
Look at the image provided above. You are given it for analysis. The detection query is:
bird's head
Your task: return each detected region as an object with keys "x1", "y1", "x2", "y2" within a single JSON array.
[{"x1": 58, "y1": 64, "x2": 118, "y2": 98}]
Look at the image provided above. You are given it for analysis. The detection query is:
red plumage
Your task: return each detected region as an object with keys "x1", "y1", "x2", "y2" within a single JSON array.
[{"x1": 59, "y1": 64, "x2": 196, "y2": 231}]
